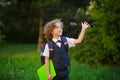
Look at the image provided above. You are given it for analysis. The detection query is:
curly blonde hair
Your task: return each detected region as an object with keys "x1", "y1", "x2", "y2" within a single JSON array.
[{"x1": 44, "y1": 18, "x2": 63, "y2": 40}]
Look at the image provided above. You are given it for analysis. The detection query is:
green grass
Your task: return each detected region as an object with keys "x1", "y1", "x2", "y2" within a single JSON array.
[
  {"x1": 70, "y1": 60, "x2": 120, "y2": 80},
  {"x1": 0, "y1": 43, "x2": 40, "y2": 80},
  {"x1": 0, "y1": 43, "x2": 120, "y2": 80}
]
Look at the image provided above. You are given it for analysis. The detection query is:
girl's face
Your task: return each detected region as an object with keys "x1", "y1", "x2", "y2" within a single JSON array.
[{"x1": 51, "y1": 23, "x2": 63, "y2": 37}]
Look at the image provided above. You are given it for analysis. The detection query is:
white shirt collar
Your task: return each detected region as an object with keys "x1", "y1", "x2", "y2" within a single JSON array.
[{"x1": 52, "y1": 37, "x2": 61, "y2": 43}]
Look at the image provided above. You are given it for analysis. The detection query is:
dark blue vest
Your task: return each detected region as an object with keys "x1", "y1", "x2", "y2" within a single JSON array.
[{"x1": 51, "y1": 41, "x2": 70, "y2": 70}]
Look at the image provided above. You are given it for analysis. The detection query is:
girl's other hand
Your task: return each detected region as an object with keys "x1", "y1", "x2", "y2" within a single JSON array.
[{"x1": 48, "y1": 73, "x2": 53, "y2": 80}]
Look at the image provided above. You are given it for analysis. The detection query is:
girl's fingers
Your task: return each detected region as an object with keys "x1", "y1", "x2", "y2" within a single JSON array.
[{"x1": 81, "y1": 21, "x2": 91, "y2": 28}]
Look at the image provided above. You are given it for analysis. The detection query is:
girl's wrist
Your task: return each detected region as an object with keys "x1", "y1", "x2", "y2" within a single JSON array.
[
  {"x1": 47, "y1": 73, "x2": 50, "y2": 75},
  {"x1": 81, "y1": 28, "x2": 86, "y2": 31}
]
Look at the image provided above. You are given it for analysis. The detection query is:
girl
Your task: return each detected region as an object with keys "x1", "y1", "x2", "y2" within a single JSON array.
[{"x1": 43, "y1": 19, "x2": 90, "y2": 80}]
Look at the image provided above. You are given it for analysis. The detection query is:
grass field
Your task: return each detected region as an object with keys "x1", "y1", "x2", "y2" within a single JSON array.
[{"x1": 0, "y1": 43, "x2": 120, "y2": 80}]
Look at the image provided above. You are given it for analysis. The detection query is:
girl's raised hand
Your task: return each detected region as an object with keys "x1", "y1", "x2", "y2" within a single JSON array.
[{"x1": 81, "y1": 21, "x2": 90, "y2": 30}]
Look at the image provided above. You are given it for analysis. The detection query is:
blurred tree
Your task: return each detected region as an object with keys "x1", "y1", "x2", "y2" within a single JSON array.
[
  {"x1": 0, "y1": 0, "x2": 90, "y2": 52},
  {"x1": 32, "y1": 0, "x2": 62, "y2": 52},
  {"x1": 71, "y1": 0, "x2": 120, "y2": 66},
  {"x1": 0, "y1": 0, "x2": 39, "y2": 43}
]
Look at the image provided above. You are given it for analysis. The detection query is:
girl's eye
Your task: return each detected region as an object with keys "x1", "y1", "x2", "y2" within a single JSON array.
[{"x1": 55, "y1": 26, "x2": 62, "y2": 29}]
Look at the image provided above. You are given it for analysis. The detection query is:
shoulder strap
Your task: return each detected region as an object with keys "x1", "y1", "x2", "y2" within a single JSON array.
[
  {"x1": 47, "y1": 40, "x2": 53, "y2": 59},
  {"x1": 61, "y1": 36, "x2": 68, "y2": 51},
  {"x1": 61, "y1": 36, "x2": 67, "y2": 43},
  {"x1": 40, "y1": 43, "x2": 46, "y2": 55}
]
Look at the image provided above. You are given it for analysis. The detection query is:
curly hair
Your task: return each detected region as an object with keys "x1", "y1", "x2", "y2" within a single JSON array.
[{"x1": 43, "y1": 18, "x2": 63, "y2": 40}]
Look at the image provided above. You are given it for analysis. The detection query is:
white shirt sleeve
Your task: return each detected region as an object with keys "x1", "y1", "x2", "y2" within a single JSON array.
[
  {"x1": 42, "y1": 44, "x2": 50, "y2": 57},
  {"x1": 66, "y1": 37, "x2": 76, "y2": 48}
]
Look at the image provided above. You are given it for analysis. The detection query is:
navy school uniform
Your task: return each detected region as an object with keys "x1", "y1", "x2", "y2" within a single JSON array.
[
  {"x1": 42, "y1": 37, "x2": 75, "y2": 80},
  {"x1": 51, "y1": 40, "x2": 70, "y2": 80}
]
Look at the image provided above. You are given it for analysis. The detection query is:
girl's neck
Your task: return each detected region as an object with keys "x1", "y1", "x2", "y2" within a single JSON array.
[{"x1": 53, "y1": 35, "x2": 60, "y2": 39}]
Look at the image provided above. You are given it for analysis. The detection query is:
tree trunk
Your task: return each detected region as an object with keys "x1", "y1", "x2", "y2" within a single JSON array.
[{"x1": 38, "y1": 12, "x2": 43, "y2": 53}]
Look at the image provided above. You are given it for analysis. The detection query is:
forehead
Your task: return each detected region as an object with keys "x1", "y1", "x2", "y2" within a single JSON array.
[{"x1": 55, "y1": 23, "x2": 61, "y2": 26}]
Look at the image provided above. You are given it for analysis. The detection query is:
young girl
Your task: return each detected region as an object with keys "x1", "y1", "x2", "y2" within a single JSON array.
[{"x1": 43, "y1": 19, "x2": 90, "y2": 80}]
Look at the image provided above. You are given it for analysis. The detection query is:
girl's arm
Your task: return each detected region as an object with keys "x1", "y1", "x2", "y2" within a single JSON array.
[
  {"x1": 45, "y1": 56, "x2": 53, "y2": 80},
  {"x1": 74, "y1": 21, "x2": 90, "y2": 44}
]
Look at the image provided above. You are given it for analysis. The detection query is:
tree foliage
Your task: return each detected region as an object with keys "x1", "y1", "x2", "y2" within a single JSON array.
[
  {"x1": 0, "y1": 0, "x2": 39, "y2": 43},
  {"x1": 0, "y1": 0, "x2": 90, "y2": 43},
  {"x1": 70, "y1": 0, "x2": 120, "y2": 66}
]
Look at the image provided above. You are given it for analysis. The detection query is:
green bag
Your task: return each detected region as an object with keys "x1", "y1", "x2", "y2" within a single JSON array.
[{"x1": 37, "y1": 59, "x2": 56, "y2": 80}]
